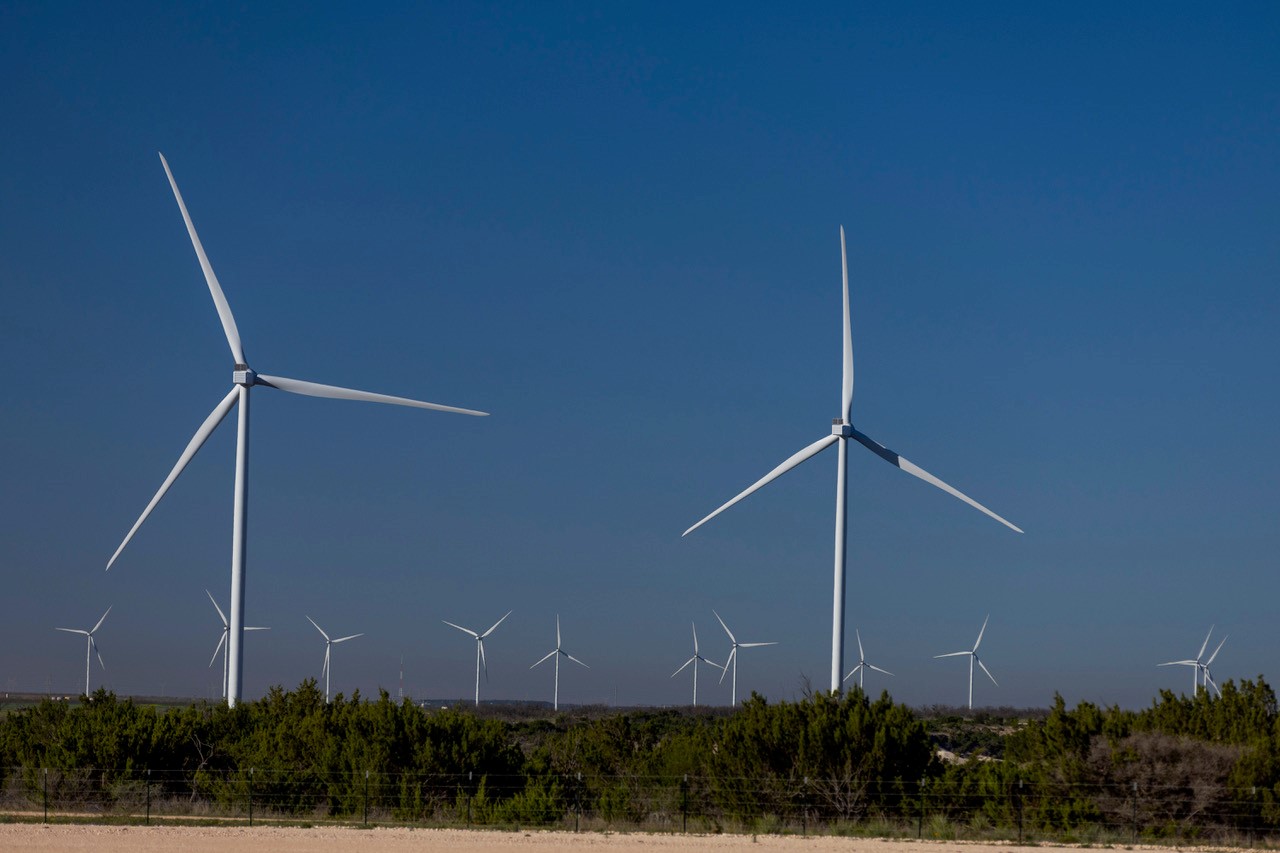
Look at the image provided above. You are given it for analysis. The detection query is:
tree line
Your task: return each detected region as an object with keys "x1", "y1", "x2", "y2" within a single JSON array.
[{"x1": 1, "y1": 677, "x2": 1278, "y2": 837}]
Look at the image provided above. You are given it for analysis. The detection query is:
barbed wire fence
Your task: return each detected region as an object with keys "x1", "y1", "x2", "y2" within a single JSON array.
[{"x1": 1, "y1": 767, "x2": 1276, "y2": 845}]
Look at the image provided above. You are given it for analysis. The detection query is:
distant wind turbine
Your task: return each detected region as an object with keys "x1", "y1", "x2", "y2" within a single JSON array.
[
  {"x1": 683, "y1": 227, "x2": 1021, "y2": 693},
  {"x1": 935, "y1": 615, "x2": 997, "y2": 709},
  {"x1": 531, "y1": 615, "x2": 588, "y2": 711},
  {"x1": 1159, "y1": 626, "x2": 1222, "y2": 697},
  {"x1": 56, "y1": 607, "x2": 111, "y2": 696},
  {"x1": 443, "y1": 610, "x2": 512, "y2": 706},
  {"x1": 714, "y1": 610, "x2": 777, "y2": 706},
  {"x1": 206, "y1": 590, "x2": 269, "y2": 701},
  {"x1": 842, "y1": 629, "x2": 893, "y2": 692},
  {"x1": 106, "y1": 154, "x2": 488, "y2": 707},
  {"x1": 671, "y1": 622, "x2": 724, "y2": 706},
  {"x1": 306, "y1": 616, "x2": 364, "y2": 703}
]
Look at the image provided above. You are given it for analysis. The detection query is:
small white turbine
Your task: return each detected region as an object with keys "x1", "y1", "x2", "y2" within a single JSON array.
[
  {"x1": 531, "y1": 615, "x2": 588, "y2": 711},
  {"x1": 843, "y1": 628, "x2": 893, "y2": 692},
  {"x1": 935, "y1": 615, "x2": 997, "y2": 710},
  {"x1": 671, "y1": 622, "x2": 724, "y2": 706},
  {"x1": 56, "y1": 607, "x2": 111, "y2": 696},
  {"x1": 714, "y1": 610, "x2": 777, "y2": 706},
  {"x1": 443, "y1": 610, "x2": 512, "y2": 706},
  {"x1": 1159, "y1": 626, "x2": 1221, "y2": 696},
  {"x1": 207, "y1": 590, "x2": 269, "y2": 701},
  {"x1": 306, "y1": 616, "x2": 364, "y2": 703}
]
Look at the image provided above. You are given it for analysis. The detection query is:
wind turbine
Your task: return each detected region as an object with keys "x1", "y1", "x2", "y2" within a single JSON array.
[
  {"x1": 1158, "y1": 626, "x2": 1219, "y2": 696},
  {"x1": 306, "y1": 616, "x2": 364, "y2": 703},
  {"x1": 530, "y1": 615, "x2": 588, "y2": 711},
  {"x1": 443, "y1": 610, "x2": 512, "y2": 706},
  {"x1": 935, "y1": 615, "x2": 997, "y2": 709},
  {"x1": 683, "y1": 228, "x2": 1021, "y2": 692},
  {"x1": 670, "y1": 622, "x2": 724, "y2": 706},
  {"x1": 106, "y1": 154, "x2": 488, "y2": 706},
  {"x1": 206, "y1": 590, "x2": 269, "y2": 701},
  {"x1": 55, "y1": 607, "x2": 111, "y2": 696},
  {"x1": 842, "y1": 628, "x2": 893, "y2": 692},
  {"x1": 714, "y1": 610, "x2": 777, "y2": 706}
]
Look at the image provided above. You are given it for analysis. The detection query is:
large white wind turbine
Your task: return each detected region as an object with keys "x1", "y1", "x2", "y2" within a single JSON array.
[
  {"x1": 670, "y1": 622, "x2": 724, "y2": 706},
  {"x1": 714, "y1": 610, "x2": 776, "y2": 706},
  {"x1": 842, "y1": 628, "x2": 893, "y2": 692},
  {"x1": 106, "y1": 154, "x2": 488, "y2": 706},
  {"x1": 1158, "y1": 626, "x2": 1222, "y2": 697},
  {"x1": 683, "y1": 228, "x2": 1021, "y2": 692},
  {"x1": 307, "y1": 616, "x2": 364, "y2": 703},
  {"x1": 935, "y1": 615, "x2": 997, "y2": 710},
  {"x1": 56, "y1": 607, "x2": 111, "y2": 696},
  {"x1": 206, "y1": 590, "x2": 269, "y2": 701},
  {"x1": 443, "y1": 610, "x2": 512, "y2": 706},
  {"x1": 530, "y1": 615, "x2": 588, "y2": 711}
]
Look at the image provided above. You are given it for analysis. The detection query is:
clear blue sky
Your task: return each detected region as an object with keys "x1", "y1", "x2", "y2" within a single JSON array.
[{"x1": 2, "y1": 2, "x2": 1277, "y2": 709}]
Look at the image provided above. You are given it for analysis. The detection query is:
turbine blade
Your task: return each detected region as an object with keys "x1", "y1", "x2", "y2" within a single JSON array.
[
  {"x1": 209, "y1": 632, "x2": 227, "y2": 668},
  {"x1": 333, "y1": 633, "x2": 364, "y2": 643},
  {"x1": 158, "y1": 153, "x2": 246, "y2": 364},
  {"x1": 107, "y1": 387, "x2": 240, "y2": 570},
  {"x1": 739, "y1": 642, "x2": 777, "y2": 648},
  {"x1": 531, "y1": 649, "x2": 556, "y2": 669},
  {"x1": 1206, "y1": 636, "x2": 1228, "y2": 666},
  {"x1": 479, "y1": 640, "x2": 488, "y2": 680},
  {"x1": 974, "y1": 614, "x2": 989, "y2": 652},
  {"x1": 935, "y1": 651, "x2": 969, "y2": 658},
  {"x1": 56, "y1": 628, "x2": 89, "y2": 635},
  {"x1": 701, "y1": 657, "x2": 725, "y2": 671},
  {"x1": 90, "y1": 606, "x2": 112, "y2": 635},
  {"x1": 840, "y1": 225, "x2": 853, "y2": 422},
  {"x1": 482, "y1": 610, "x2": 512, "y2": 638},
  {"x1": 692, "y1": 622, "x2": 698, "y2": 653},
  {"x1": 713, "y1": 610, "x2": 736, "y2": 644},
  {"x1": 977, "y1": 658, "x2": 998, "y2": 686},
  {"x1": 671, "y1": 657, "x2": 696, "y2": 678},
  {"x1": 245, "y1": 626, "x2": 270, "y2": 631},
  {"x1": 847, "y1": 427, "x2": 1022, "y2": 533},
  {"x1": 856, "y1": 628, "x2": 864, "y2": 661},
  {"x1": 565, "y1": 653, "x2": 589, "y2": 669},
  {"x1": 1205, "y1": 670, "x2": 1220, "y2": 697},
  {"x1": 868, "y1": 665, "x2": 894, "y2": 676},
  {"x1": 1158, "y1": 660, "x2": 1198, "y2": 667},
  {"x1": 719, "y1": 648, "x2": 736, "y2": 684},
  {"x1": 556, "y1": 615, "x2": 562, "y2": 648},
  {"x1": 255, "y1": 374, "x2": 488, "y2": 417},
  {"x1": 843, "y1": 663, "x2": 863, "y2": 683},
  {"x1": 305, "y1": 615, "x2": 330, "y2": 641},
  {"x1": 206, "y1": 589, "x2": 228, "y2": 626},
  {"x1": 683, "y1": 435, "x2": 839, "y2": 536},
  {"x1": 443, "y1": 620, "x2": 479, "y2": 638},
  {"x1": 92, "y1": 638, "x2": 105, "y2": 671},
  {"x1": 1197, "y1": 626, "x2": 1214, "y2": 661}
]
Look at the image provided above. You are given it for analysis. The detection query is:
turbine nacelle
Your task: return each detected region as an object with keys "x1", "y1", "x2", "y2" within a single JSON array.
[
  {"x1": 232, "y1": 365, "x2": 256, "y2": 386},
  {"x1": 831, "y1": 419, "x2": 853, "y2": 437}
]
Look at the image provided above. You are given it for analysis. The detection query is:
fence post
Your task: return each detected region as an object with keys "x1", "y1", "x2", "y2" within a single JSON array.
[
  {"x1": 467, "y1": 771, "x2": 473, "y2": 825},
  {"x1": 248, "y1": 767, "x2": 255, "y2": 827},
  {"x1": 1251, "y1": 785, "x2": 1257, "y2": 848},
  {"x1": 1016, "y1": 778, "x2": 1023, "y2": 844},
  {"x1": 681, "y1": 774, "x2": 689, "y2": 833},
  {"x1": 42, "y1": 767, "x2": 48, "y2": 823},
  {"x1": 146, "y1": 768, "x2": 151, "y2": 825},
  {"x1": 363, "y1": 770, "x2": 369, "y2": 826},
  {"x1": 918, "y1": 777, "x2": 926, "y2": 840},
  {"x1": 801, "y1": 776, "x2": 808, "y2": 835},
  {"x1": 575, "y1": 771, "x2": 582, "y2": 832},
  {"x1": 1131, "y1": 780, "x2": 1138, "y2": 844}
]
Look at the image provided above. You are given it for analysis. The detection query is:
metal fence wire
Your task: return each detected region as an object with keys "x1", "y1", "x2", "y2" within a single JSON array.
[{"x1": 2, "y1": 767, "x2": 1276, "y2": 844}]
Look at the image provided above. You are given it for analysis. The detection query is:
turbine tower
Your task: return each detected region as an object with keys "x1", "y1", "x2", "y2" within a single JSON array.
[
  {"x1": 531, "y1": 615, "x2": 588, "y2": 711},
  {"x1": 935, "y1": 615, "x2": 998, "y2": 709},
  {"x1": 714, "y1": 610, "x2": 777, "y2": 706},
  {"x1": 843, "y1": 628, "x2": 893, "y2": 692},
  {"x1": 307, "y1": 616, "x2": 364, "y2": 703},
  {"x1": 106, "y1": 154, "x2": 488, "y2": 706},
  {"x1": 206, "y1": 590, "x2": 269, "y2": 701},
  {"x1": 1159, "y1": 626, "x2": 1221, "y2": 696},
  {"x1": 670, "y1": 622, "x2": 724, "y2": 706},
  {"x1": 55, "y1": 607, "x2": 111, "y2": 696},
  {"x1": 684, "y1": 228, "x2": 1021, "y2": 692},
  {"x1": 443, "y1": 610, "x2": 512, "y2": 706}
]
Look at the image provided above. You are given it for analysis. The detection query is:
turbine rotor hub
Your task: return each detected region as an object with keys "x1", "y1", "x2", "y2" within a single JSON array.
[
  {"x1": 233, "y1": 364, "x2": 257, "y2": 386},
  {"x1": 831, "y1": 419, "x2": 852, "y2": 437}
]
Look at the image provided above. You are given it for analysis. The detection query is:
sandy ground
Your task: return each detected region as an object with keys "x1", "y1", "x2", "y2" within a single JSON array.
[
  {"x1": 0, "y1": 825, "x2": 1250, "y2": 853},
  {"x1": 0, "y1": 825, "x2": 1017, "y2": 852}
]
